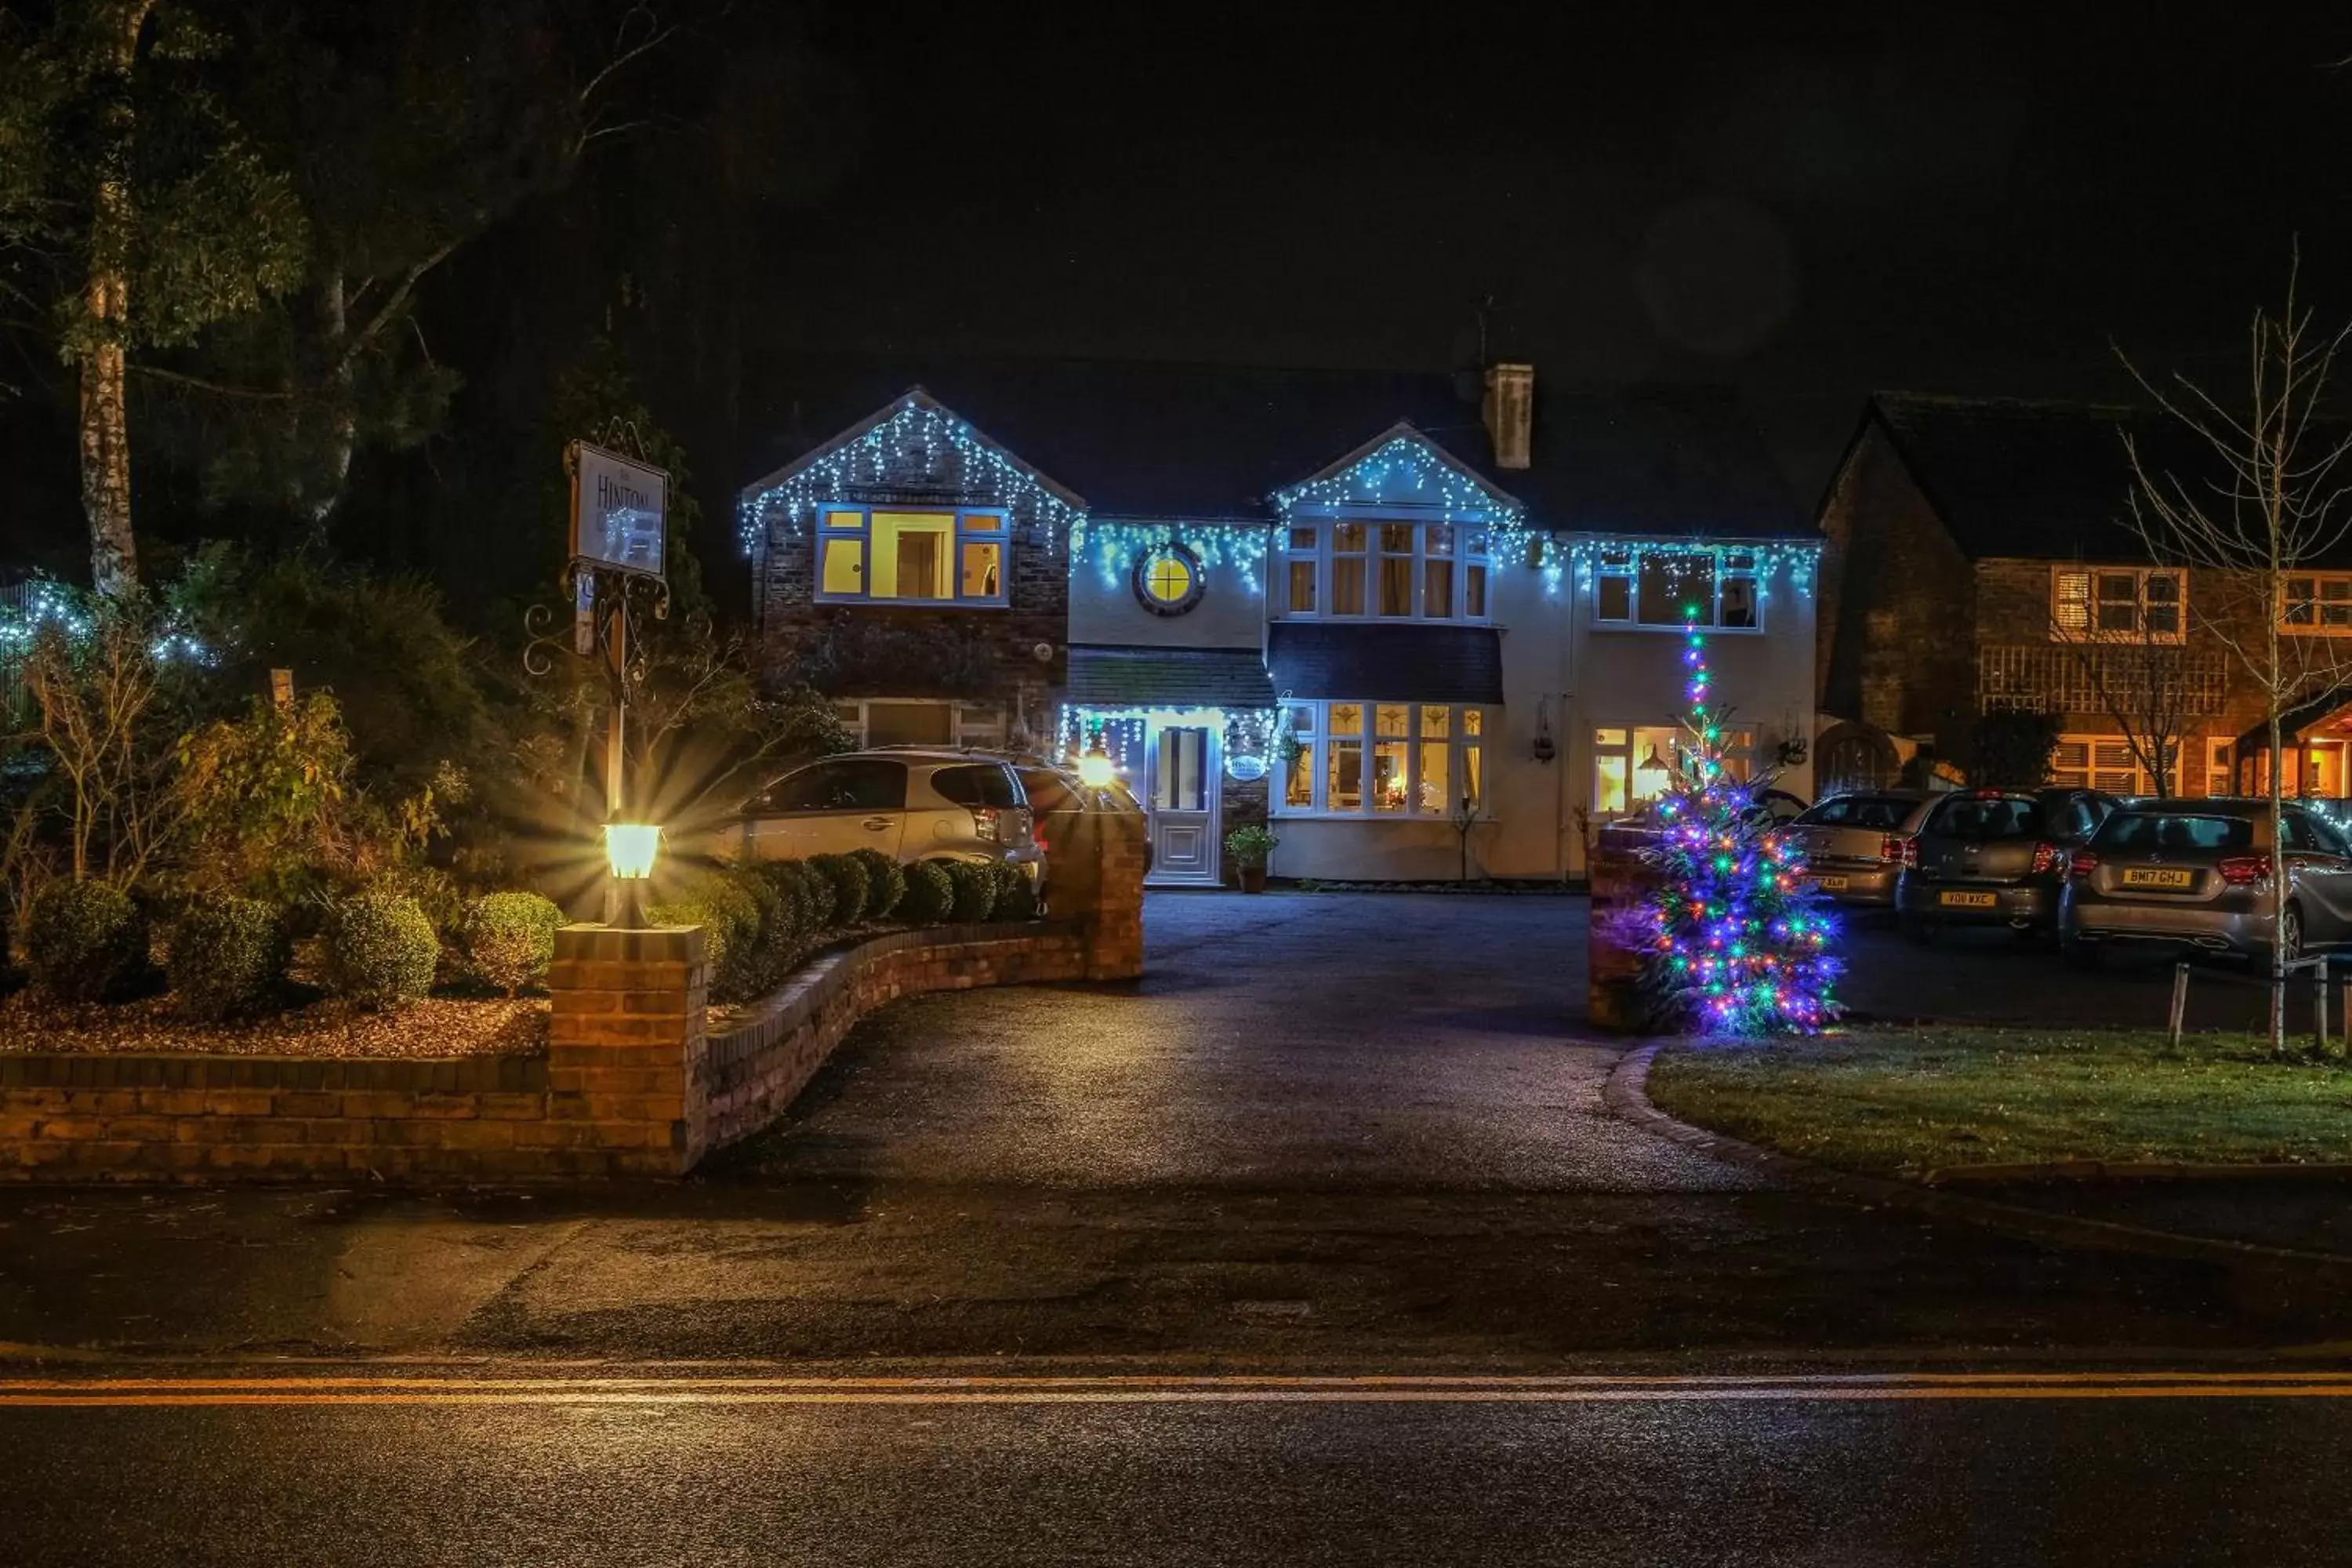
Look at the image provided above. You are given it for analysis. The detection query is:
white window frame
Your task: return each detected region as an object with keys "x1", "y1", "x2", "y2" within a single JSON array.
[
  {"x1": 1590, "y1": 546, "x2": 1765, "y2": 633},
  {"x1": 1274, "y1": 699, "x2": 1489, "y2": 817},
  {"x1": 833, "y1": 699, "x2": 1006, "y2": 750},
  {"x1": 1589, "y1": 724, "x2": 1756, "y2": 817},
  {"x1": 1277, "y1": 516, "x2": 1493, "y2": 624},
  {"x1": 814, "y1": 506, "x2": 1011, "y2": 607},
  {"x1": 2283, "y1": 572, "x2": 2352, "y2": 635},
  {"x1": 2050, "y1": 733, "x2": 2158, "y2": 796},
  {"x1": 2049, "y1": 566, "x2": 2185, "y2": 644}
]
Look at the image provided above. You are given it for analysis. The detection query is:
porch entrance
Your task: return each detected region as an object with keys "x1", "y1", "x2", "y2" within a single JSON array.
[{"x1": 1145, "y1": 723, "x2": 1222, "y2": 886}]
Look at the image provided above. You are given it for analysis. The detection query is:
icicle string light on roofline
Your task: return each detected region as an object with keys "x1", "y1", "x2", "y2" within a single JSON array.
[
  {"x1": 1075, "y1": 521, "x2": 1269, "y2": 596},
  {"x1": 1057, "y1": 703, "x2": 1279, "y2": 779},
  {"x1": 736, "y1": 397, "x2": 1087, "y2": 557},
  {"x1": 1270, "y1": 433, "x2": 1573, "y2": 595},
  {"x1": 1568, "y1": 539, "x2": 1822, "y2": 598}
]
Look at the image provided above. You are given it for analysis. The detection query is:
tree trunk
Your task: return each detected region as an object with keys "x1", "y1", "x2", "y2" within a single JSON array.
[
  {"x1": 2267, "y1": 579, "x2": 2287, "y2": 1053},
  {"x1": 301, "y1": 270, "x2": 357, "y2": 546},
  {"x1": 78, "y1": 0, "x2": 156, "y2": 601}
]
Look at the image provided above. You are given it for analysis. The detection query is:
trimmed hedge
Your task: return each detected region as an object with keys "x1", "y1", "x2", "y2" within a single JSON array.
[
  {"x1": 461, "y1": 891, "x2": 565, "y2": 996},
  {"x1": 993, "y1": 862, "x2": 1040, "y2": 922},
  {"x1": 25, "y1": 880, "x2": 150, "y2": 1003},
  {"x1": 808, "y1": 854, "x2": 870, "y2": 929},
  {"x1": 849, "y1": 847, "x2": 906, "y2": 921},
  {"x1": 898, "y1": 860, "x2": 955, "y2": 926},
  {"x1": 787, "y1": 857, "x2": 838, "y2": 929},
  {"x1": 942, "y1": 860, "x2": 999, "y2": 924},
  {"x1": 730, "y1": 866, "x2": 797, "y2": 993},
  {"x1": 169, "y1": 896, "x2": 290, "y2": 1021},
  {"x1": 321, "y1": 892, "x2": 439, "y2": 1009}
]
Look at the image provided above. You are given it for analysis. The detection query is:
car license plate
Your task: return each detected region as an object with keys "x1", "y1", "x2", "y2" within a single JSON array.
[
  {"x1": 1812, "y1": 875, "x2": 1849, "y2": 891},
  {"x1": 1939, "y1": 891, "x2": 1998, "y2": 909},
  {"x1": 2122, "y1": 867, "x2": 2195, "y2": 889}
]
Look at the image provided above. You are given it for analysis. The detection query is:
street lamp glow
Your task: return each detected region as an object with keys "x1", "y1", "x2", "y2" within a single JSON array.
[
  {"x1": 1076, "y1": 746, "x2": 1116, "y2": 788},
  {"x1": 604, "y1": 822, "x2": 661, "y2": 879}
]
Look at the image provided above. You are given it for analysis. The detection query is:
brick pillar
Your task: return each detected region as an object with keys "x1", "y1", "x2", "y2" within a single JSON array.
[
  {"x1": 1086, "y1": 808, "x2": 1147, "y2": 980},
  {"x1": 546, "y1": 925, "x2": 708, "y2": 1176}
]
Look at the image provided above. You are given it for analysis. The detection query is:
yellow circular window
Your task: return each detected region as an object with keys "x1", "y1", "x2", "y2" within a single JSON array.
[{"x1": 1133, "y1": 546, "x2": 1205, "y2": 615}]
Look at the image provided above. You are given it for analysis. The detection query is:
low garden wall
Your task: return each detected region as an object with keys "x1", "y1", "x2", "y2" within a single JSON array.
[{"x1": 0, "y1": 809, "x2": 1145, "y2": 1183}]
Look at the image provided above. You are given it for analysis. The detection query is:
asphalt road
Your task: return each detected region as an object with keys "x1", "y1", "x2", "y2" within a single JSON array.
[{"x1": 8, "y1": 1371, "x2": 2352, "y2": 1566}]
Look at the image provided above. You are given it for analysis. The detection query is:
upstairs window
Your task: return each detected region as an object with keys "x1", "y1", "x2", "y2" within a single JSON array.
[
  {"x1": 1593, "y1": 548, "x2": 1762, "y2": 631},
  {"x1": 1280, "y1": 520, "x2": 1492, "y2": 622},
  {"x1": 2051, "y1": 567, "x2": 2183, "y2": 643},
  {"x1": 2284, "y1": 572, "x2": 2352, "y2": 633},
  {"x1": 815, "y1": 508, "x2": 1009, "y2": 605}
]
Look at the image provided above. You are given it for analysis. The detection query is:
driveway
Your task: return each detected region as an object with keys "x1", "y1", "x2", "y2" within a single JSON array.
[{"x1": 732, "y1": 891, "x2": 1754, "y2": 1193}]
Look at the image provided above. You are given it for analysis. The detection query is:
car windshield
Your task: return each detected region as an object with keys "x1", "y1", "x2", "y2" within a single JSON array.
[
  {"x1": 1794, "y1": 796, "x2": 1915, "y2": 829},
  {"x1": 2092, "y1": 812, "x2": 2254, "y2": 854},
  {"x1": 1928, "y1": 797, "x2": 2045, "y2": 839}
]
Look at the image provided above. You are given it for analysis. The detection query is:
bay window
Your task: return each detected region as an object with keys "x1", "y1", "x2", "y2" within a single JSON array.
[
  {"x1": 1279, "y1": 518, "x2": 1494, "y2": 622},
  {"x1": 815, "y1": 507, "x2": 1010, "y2": 605},
  {"x1": 1278, "y1": 700, "x2": 1486, "y2": 816},
  {"x1": 1592, "y1": 546, "x2": 1762, "y2": 631}
]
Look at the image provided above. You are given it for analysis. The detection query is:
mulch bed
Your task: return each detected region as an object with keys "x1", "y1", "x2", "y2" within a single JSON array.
[{"x1": 0, "y1": 990, "x2": 550, "y2": 1059}]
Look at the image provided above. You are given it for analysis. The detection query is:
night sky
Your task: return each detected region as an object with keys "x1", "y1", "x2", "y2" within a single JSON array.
[{"x1": 753, "y1": 2, "x2": 2352, "y2": 499}]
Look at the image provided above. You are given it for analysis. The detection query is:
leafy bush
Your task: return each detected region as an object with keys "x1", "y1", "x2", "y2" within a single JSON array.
[
  {"x1": 1224, "y1": 823, "x2": 1279, "y2": 868},
  {"x1": 461, "y1": 891, "x2": 565, "y2": 996},
  {"x1": 849, "y1": 847, "x2": 906, "y2": 921},
  {"x1": 169, "y1": 896, "x2": 291, "y2": 1021},
  {"x1": 942, "y1": 860, "x2": 999, "y2": 924},
  {"x1": 648, "y1": 873, "x2": 763, "y2": 1001},
  {"x1": 898, "y1": 861, "x2": 955, "y2": 926},
  {"x1": 809, "y1": 854, "x2": 870, "y2": 929},
  {"x1": 25, "y1": 880, "x2": 151, "y2": 1003},
  {"x1": 321, "y1": 892, "x2": 439, "y2": 1008},
  {"x1": 993, "y1": 862, "x2": 1039, "y2": 922},
  {"x1": 780, "y1": 858, "x2": 837, "y2": 929},
  {"x1": 728, "y1": 866, "x2": 797, "y2": 993}
]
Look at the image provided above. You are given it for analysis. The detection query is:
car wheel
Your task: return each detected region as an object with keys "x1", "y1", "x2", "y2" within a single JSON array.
[
  {"x1": 2061, "y1": 934, "x2": 2100, "y2": 970},
  {"x1": 2278, "y1": 903, "x2": 2306, "y2": 966},
  {"x1": 1900, "y1": 913, "x2": 1937, "y2": 946}
]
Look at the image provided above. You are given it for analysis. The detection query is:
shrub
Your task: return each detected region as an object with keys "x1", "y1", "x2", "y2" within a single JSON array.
[
  {"x1": 849, "y1": 847, "x2": 906, "y2": 920},
  {"x1": 993, "y1": 862, "x2": 1039, "y2": 922},
  {"x1": 898, "y1": 860, "x2": 955, "y2": 926},
  {"x1": 728, "y1": 866, "x2": 797, "y2": 992},
  {"x1": 649, "y1": 873, "x2": 763, "y2": 1001},
  {"x1": 321, "y1": 892, "x2": 439, "y2": 1008},
  {"x1": 25, "y1": 880, "x2": 151, "y2": 1003},
  {"x1": 461, "y1": 891, "x2": 565, "y2": 996},
  {"x1": 809, "y1": 854, "x2": 870, "y2": 928},
  {"x1": 169, "y1": 896, "x2": 291, "y2": 1021},
  {"x1": 942, "y1": 860, "x2": 999, "y2": 924},
  {"x1": 781, "y1": 858, "x2": 837, "y2": 929}
]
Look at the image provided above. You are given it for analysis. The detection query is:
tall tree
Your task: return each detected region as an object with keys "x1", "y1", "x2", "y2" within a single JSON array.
[{"x1": 0, "y1": 0, "x2": 305, "y2": 594}]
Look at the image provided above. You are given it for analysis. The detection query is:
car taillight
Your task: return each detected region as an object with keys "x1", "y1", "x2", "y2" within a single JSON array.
[
  {"x1": 2067, "y1": 850, "x2": 2100, "y2": 880},
  {"x1": 2217, "y1": 854, "x2": 2271, "y2": 885},
  {"x1": 1880, "y1": 834, "x2": 1916, "y2": 868},
  {"x1": 2031, "y1": 840, "x2": 2060, "y2": 875},
  {"x1": 970, "y1": 807, "x2": 1001, "y2": 843}
]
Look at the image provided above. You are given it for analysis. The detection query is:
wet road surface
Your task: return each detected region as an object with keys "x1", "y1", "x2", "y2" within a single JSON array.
[{"x1": 9, "y1": 1370, "x2": 2352, "y2": 1566}]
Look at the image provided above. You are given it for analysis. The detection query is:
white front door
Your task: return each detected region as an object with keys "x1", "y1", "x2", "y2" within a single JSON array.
[{"x1": 1145, "y1": 724, "x2": 1221, "y2": 885}]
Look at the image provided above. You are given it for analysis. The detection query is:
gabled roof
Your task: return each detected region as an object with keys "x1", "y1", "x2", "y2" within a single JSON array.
[
  {"x1": 739, "y1": 387, "x2": 1088, "y2": 514},
  {"x1": 736, "y1": 356, "x2": 1809, "y2": 540},
  {"x1": 1274, "y1": 419, "x2": 1524, "y2": 517}
]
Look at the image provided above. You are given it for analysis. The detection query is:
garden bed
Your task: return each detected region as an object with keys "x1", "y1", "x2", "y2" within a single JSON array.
[
  {"x1": 1646, "y1": 1027, "x2": 2352, "y2": 1177},
  {"x1": 0, "y1": 989, "x2": 548, "y2": 1059}
]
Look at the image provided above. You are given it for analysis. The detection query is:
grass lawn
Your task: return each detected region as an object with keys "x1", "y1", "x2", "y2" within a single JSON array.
[{"x1": 1646, "y1": 1028, "x2": 2352, "y2": 1178}]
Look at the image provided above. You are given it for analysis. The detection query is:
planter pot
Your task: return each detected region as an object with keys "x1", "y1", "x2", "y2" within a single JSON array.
[{"x1": 1237, "y1": 864, "x2": 1267, "y2": 894}]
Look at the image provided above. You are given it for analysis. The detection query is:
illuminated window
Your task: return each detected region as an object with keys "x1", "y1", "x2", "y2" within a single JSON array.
[
  {"x1": 1132, "y1": 545, "x2": 1205, "y2": 616},
  {"x1": 1592, "y1": 724, "x2": 1753, "y2": 818},
  {"x1": 812, "y1": 508, "x2": 1011, "y2": 605},
  {"x1": 2285, "y1": 574, "x2": 2352, "y2": 633},
  {"x1": 2050, "y1": 567, "x2": 2183, "y2": 643},
  {"x1": 1272, "y1": 701, "x2": 1493, "y2": 815}
]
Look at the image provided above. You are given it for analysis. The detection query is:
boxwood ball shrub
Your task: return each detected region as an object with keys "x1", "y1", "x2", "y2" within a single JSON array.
[
  {"x1": 809, "y1": 854, "x2": 870, "y2": 929},
  {"x1": 897, "y1": 860, "x2": 955, "y2": 926},
  {"x1": 942, "y1": 860, "x2": 1000, "y2": 924},
  {"x1": 461, "y1": 891, "x2": 565, "y2": 996},
  {"x1": 169, "y1": 896, "x2": 290, "y2": 1021},
  {"x1": 649, "y1": 873, "x2": 763, "y2": 1001},
  {"x1": 849, "y1": 847, "x2": 906, "y2": 920},
  {"x1": 728, "y1": 865, "x2": 795, "y2": 992},
  {"x1": 25, "y1": 880, "x2": 151, "y2": 1003},
  {"x1": 781, "y1": 857, "x2": 837, "y2": 930},
  {"x1": 993, "y1": 862, "x2": 1039, "y2": 922},
  {"x1": 321, "y1": 892, "x2": 440, "y2": 1009}
]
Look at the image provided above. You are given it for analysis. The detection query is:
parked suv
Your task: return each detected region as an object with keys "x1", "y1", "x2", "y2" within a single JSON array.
[
  {"x1": 731, "y1": 750, "x2": 1039, "y2": 875},
  {"x1": 2060, "y1": 798, "x2": 2352, "y2": 966},
  {"x1": 1894, "y1": 787, "x2": 2118, "y2": 942},
  {"x1": 1786, "y1": 790, "x2": 1936, "y2": 906}
]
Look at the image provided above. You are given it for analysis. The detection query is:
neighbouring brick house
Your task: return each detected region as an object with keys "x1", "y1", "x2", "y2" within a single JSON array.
[
  {"x1": 1818, "y1": 394, "x2": 2352, "y2": 799},
  {"x1": 740, "y1": 358, "x2": 1817, "y2": 884}
]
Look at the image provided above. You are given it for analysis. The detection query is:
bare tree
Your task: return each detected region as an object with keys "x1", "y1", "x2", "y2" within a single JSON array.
[
  {"x1": 2119, "y1": 253, "x2": 2352, "y2": 1046},
  {"x1": 2045, "y1": 591, "x2": 2212, "y2": 797}
]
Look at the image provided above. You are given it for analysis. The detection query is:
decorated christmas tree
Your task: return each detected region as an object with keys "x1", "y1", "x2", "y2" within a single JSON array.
[{"x1": 1639, "y1": 609, "x2": 1838, "y2": 1033}]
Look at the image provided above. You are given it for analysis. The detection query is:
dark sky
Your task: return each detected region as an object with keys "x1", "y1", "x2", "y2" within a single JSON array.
[{"x1": 754, "y1": 2, "x2": 2352, "y2": 500}]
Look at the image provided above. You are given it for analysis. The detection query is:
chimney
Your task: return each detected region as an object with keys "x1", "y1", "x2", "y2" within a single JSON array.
[{"x1": 1482, "y1": 361, "x2": 1534, "y2": 470}]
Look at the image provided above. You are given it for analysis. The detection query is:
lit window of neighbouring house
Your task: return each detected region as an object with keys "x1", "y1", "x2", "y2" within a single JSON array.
[
  {"x1": 1274, "y1": 701, "x2": 1490, "y2": 816},
  {"x1": 2285, "y1": 573, "x2": 2352, "y2": 633},
  {"x1": 1592, "y1": 546, "x2": 1763, "y2": 631},
  {"x1": 2050, "y1": 567, "x2": 2184, "y2": 643},
  {"x1": 1591, "y1": 724, "x2": 1753, "y2": 817},
  {"x1": 813, "y1": 508, "x2": 1010, "y2": 605},
  {"x1": 1279, "y1": 520, "x2": 1493, "y2": 622}
]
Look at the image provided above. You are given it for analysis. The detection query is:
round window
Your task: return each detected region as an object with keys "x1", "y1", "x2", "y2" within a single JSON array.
[{"x1": 1132, "y1": 545, "x2": 1206, "y2": 615}]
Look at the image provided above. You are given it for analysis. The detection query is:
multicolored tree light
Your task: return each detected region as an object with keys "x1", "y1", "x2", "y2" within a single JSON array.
[{"x1": 1638, "y1": 608, "x2": 1838, "y2": 1034}]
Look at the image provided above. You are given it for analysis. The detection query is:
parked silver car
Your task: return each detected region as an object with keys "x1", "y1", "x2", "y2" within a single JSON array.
[
  {"x1": 731, "y1": 750, "x2": 1040, "y2": 876},
  {"x1": 1786, "y1": 790, "x2": 1936, "y2": 906},
  {"x1": 2058, "y1": 798, "x2": 2352, "y2": 965},
  {"x1": 1894, "y1": 787, "x2": 2118, "y2": 942}
]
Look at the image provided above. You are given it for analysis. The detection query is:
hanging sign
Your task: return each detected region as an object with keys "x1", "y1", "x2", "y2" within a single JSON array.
[{"x1": 568, "y1": 441, "x2": 669, "y2": 580}]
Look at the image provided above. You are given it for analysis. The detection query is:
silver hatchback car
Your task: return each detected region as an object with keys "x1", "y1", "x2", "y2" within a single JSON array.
[
  {"x1": 1786, "y1": 790, "x2": 1937, "y2": 907},
  {"x1": 2058, "y1": 798, "x2": 2352, "y2": 965},
  {"x1": 731, "y1": 750, "x2": 1040, "y2": 876}
]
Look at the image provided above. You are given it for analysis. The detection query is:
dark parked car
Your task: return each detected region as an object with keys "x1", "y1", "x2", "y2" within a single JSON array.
[
  {"x1": 1893, "y1": 787, "x2": 2119, "y2": 942},
  {"x1": 2059, "y1": 798, "x2": 2352, "y2": 965}
]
